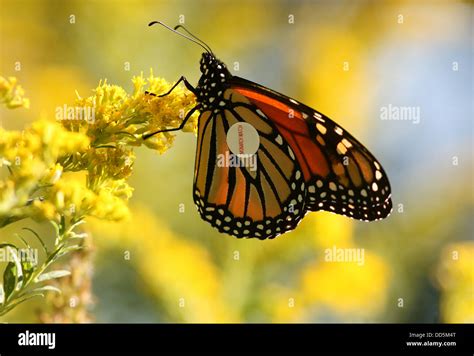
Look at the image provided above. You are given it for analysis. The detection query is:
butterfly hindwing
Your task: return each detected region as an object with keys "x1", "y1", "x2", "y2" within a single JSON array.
[{"x1": 193, "y1": 88, "x2": 307, "y2": 239}]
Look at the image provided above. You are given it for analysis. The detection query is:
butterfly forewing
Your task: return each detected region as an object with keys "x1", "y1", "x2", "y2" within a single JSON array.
[
  {"x1": 230, "y1": 76, "x2": 392, "y2": 222},
  {"x1": 303, "y1": 109, "x2": 393, "y2": 221}
]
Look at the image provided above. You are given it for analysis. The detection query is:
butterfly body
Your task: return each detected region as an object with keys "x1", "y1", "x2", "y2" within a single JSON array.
[
  {"x1": 196, "y1": 53, "x2": 231, "y2": 110},
  {"x1": 145, "y1": 23, "x2": 392, "y2": 240}
]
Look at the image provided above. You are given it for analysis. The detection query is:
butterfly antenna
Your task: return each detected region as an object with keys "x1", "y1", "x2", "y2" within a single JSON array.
[
  {"x1": 173, "y1": 25, "x2": 213, "y2": 54},
  {"x1": 148, "y1": 21, "x2": 211, "y2": 54}
]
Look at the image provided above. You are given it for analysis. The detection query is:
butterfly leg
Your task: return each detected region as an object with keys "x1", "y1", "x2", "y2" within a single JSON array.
[
  {"x1": 145, "y1": 76, "x2": 197, "y2": 97},
  {"x1": 142, "y1": 104, "x2": 200, "y2": 139}
]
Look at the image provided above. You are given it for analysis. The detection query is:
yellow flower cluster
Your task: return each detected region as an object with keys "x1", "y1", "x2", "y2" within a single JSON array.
[
  {"x1": 1, "y1": 73, "x2": 198, "y2": 226},
  {"x1": 0, "y1": 73, "x2": 200, "y2": 317},
  {"x1": 0, "y1": 76, "x2": 30, "y2": 109},
  {"x1": 66, "y1": 71, "x2": 198, "y2": 153},
  {"x1": 435, "y1": 242, "x2": 474, "y2": 323},
  {"x1": 38, "y1": 174, "x2": 131, "y2": 221},
  {"x1": 0, "y1": 120, "x2": 90, "y2": 225}
]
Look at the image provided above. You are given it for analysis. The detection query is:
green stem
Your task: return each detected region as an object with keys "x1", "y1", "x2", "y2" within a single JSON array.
[{"x1": 0, "y1": 216, "x2": 85, "y2": 316}]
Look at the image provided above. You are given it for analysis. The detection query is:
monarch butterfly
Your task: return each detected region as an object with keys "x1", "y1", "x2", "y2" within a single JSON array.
[{"x1": 144, "y1": 21, "x2": 392, "y2": 240}]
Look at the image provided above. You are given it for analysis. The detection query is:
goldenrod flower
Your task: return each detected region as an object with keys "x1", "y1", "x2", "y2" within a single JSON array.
[
  {"x1": 1, "y1": 73, "x2": 198, "y2": 317},
  {"x1": 0, "y1": 76, "x2": 30, "y2": 109},
  {"x1": 68, "y1": 71, "x2": 198, "y2": 154},
  {"x1": 1, "y1": 72, "x2": 196, "y2": 227},
  {"x1": 0, "y1": 120, "x2": 89, "y2": 225}
]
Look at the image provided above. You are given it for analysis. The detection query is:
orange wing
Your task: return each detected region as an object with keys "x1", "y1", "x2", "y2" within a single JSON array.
[
  {"x1": 231, "y1": 76, "x2": 392, "y2": 221},
  {"x1": 193, "y1": 88, "x2": 307, "y2": 239}
]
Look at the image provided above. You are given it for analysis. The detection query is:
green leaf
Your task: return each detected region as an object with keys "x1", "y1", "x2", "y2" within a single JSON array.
[
  {"x1": 12, "y1": 234, "x2": 37, "y2": 284},
  {"x1": 45, "y1": 245, "x2": 65, "y2": 264},
  {"x1": 0, "y1": 246, "x2": 26, "y2": 303},
  {"x1": 22, "y1": 227, "x2": 48, "y2": 254},
  {"x1": 59, "y1": 215, "x2": 66, "y2": 236},
  {"x1": 3, "y1": 262, "x2": 17, "y2": 301},
  {"x1": 50, "y1": 220, "x2": 60, "y2": 240},
  {"x1": 69, "y1": 232, "x2": 88, "y2": 239},
  {"x1": 7, "y1": 246, "x2": 24, "y2": 290},
  {"x1": 51, "y1": 244, "x2": 83, "y2": 262},
  {"x1": 1, "y1": 244, "x2": 25, "y2": 294},
  {"x1": 14, "y1": 233, "x2": 30, "y2": 248},
  {"x1": 0, "y1": 243, "x2": 17, "y2": 249},
  {"x1": 69, "y1": 219, "x2": 85, "y2": 232},
  {"x1": 35, "y1": 270, "x2": 71, "y2": 283},
  {"x1": 21, "y1": 259, "x2": 36, "y2": 285},
  {"x1": 0, "y1": 284, "x2": 5, "y2": 305},
  {"x1": 28, "y1": 285, "x2": 62, "y2": 295}
]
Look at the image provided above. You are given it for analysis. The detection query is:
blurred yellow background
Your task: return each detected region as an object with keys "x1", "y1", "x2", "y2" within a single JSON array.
[{"x1": 0, "y1": 0, "x2": 472, "y2": 323}]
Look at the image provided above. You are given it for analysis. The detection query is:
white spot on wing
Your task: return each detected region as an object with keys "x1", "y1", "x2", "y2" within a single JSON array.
[
  {"x1": 341, "y1": 138, "x2": 352, "y2": 148},
  {"x1": 337, "y1": 142, "x2": 347, "y2": 155},
  {"x1": 313, "y1": 112, "x2": 325, "y2": 122},
  {"x1": 288, "y1": 148, "x2": 295, "y2": 160},
  {"x1": 316, "y1": 123, "x2": 327, "y2": 135},
  {"x1": 375, "y1": 170, "x2": 382, "y2": 180}
]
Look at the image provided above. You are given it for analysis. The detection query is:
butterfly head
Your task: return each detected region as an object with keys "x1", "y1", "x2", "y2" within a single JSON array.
[
  {"x1": 199, "y1": 53, "x2": 229, "y2": 76},
  {"x1": 197, "y1": 53, "x2": 231, "y2": 108},
  {"x1": 199, "y1": 52, "x2": 213, "y2": 69}
]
